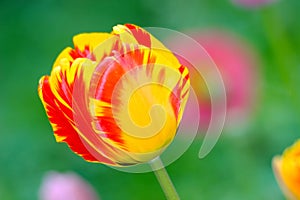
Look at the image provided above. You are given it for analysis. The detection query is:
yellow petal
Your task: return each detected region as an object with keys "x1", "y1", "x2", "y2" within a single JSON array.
[
  {"x1": 52, "y1": 47, "x2": 73, "y2": 69},
  {"x1": 73, "y1": 33, "x2": 112, "y2": 52}
]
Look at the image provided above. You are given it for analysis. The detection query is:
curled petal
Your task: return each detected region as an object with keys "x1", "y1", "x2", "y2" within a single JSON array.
[
  {"x1": 39, "y1": 58, "x2": 114, "y2": 164},
  {"x1": 38, "y1": 75, "x2": 98, "y2": 162}
]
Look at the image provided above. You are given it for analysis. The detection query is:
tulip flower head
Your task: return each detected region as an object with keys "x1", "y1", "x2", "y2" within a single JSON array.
[
  {"x1": 38, "y1": 24, "x2": 190, "y2": 166},
  {"x1": 273, "y1": 140, "x2": 300, "y2": 199}
]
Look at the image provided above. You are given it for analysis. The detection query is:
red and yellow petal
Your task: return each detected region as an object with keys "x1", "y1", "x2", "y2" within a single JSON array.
[
  {"x1": 40, "y1": 57, "x2": 143, "y2": 166},
  {"x1": 88, "y1": 44, "x2": 189, "y2": 162},
  {"x1": 39, "y1": 58, "x2": 115, "y2": 164},
  {"x1": 52, "y1": 47, "x2": 74, "y2": 70},
  {"x1": 112, "y1": 24, "x2": 182, "y2": 68},
  {"x1": 73, "y1": 33, "x2": 112, "y2": 53},
  {"x1": 71, "y1": 33, "x2": 114, "y2": 61},
  {"x1": 112, "y1": 24, "x2": 151, "y2": 47},
  {"x1": 53, "y1": 33, "x2": 115, "y2": 70},
  {"x1": 38, "y1": 74, "x2": 99, "y2": 162}
]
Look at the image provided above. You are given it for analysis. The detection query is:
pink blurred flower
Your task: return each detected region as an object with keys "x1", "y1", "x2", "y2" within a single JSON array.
[
  {"x1": 231, "y1": 0, "x2": 276, "y2": 8},
  {"x1": 167, "y1": 29, "x2": 259, "y2": 132},
  {"x1": 39, "y1": 171, "x2": 100, "y2": 200}
]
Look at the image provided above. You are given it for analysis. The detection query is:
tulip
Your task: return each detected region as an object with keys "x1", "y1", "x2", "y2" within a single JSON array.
[
  {"x1": 39, "y1": 171, "x2": 99, "y2": 200},
  {"x1": 272, "y1": 140, "x2": 300, "y2": 200},
  {"x1": 38, "y1": 24, "x2": 190, "y2": 166}
]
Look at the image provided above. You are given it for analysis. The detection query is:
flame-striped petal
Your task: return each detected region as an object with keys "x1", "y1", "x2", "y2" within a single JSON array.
[
  {"x1": 88, "y1": 43, "x2": 189, "y2": 163},
  {"x1": 39, "y1": 58, "x2": 100, "y2": 162},
  {"x1": 52, "y1": 33, "x2": 115, "y2": 69},
  {"x1": 112, "y1": 24, "x2": 182, "y2": 67}
]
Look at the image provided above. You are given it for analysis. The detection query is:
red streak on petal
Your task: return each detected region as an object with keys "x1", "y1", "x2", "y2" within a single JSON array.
[
  {"x1": 72, "y1": 71, "x2": 120, "y2": 165},
  {"x1": 90, "y1": 48, "x2": 159, "y2": 148},
  {"x1": 125, "y1": 24, "x2": 151, "y2": 47},
  {"x1": 40, "y1": 68, "x2": 117, "y2": 165},
  {"x1": 39, "y1": 77, "x2": 99, "y2": 162},
  {"x1": 90, "y1": 58, "x2": 125, "y2": 146},
  {"x1": 170, "y1": 84, "x2": 181, "y2": 119},
  {"x1": 69, "y1": 46, "x2": 96, "y2": 61},
  {"x1": 178, "y1": 65, "x2": 185, "y2": 74},
  {"x1": 158, "y1": 68, "x2": 166, "y2": 83},
  {"x1": 170, "y1": 65, "x2": 190, "y2": 120}
]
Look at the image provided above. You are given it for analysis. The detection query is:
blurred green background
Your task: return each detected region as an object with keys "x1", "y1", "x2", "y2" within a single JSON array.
[{"x1": 1, "y1": 0, "x2": 300, "y2": 199}]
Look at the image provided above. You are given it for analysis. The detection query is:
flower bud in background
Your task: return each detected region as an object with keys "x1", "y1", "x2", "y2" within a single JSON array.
[
  {"x1": 231, "y1": 0, "x2": 276, "y2": 8},
  {"x1": 272, "y1": 140, "x2": 300, "y2": 200},
  {"x1": 39, "y1": 171, "x2": 100, "y2": 200},
  {"x1": 167, "y1": 29, "x2": 259, "y2": 133}
]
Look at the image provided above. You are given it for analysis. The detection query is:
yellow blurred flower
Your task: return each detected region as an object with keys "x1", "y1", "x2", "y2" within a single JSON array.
[{"x1": 273, "y1": 140, "x2": 300, "y2": 200}]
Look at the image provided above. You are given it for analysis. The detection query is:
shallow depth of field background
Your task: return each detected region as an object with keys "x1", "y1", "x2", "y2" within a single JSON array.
[{"x1": 1, "y1": 0, "x2": 300, "y2": 199}]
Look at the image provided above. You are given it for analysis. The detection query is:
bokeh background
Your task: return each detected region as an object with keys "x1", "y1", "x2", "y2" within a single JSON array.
[{"x1": 1, "y1": 0, "x2": 300, "y2": 199}]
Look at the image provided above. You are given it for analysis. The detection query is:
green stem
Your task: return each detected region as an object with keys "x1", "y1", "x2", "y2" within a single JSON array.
[{"x1": 149, "y1": 157, "x2": 180, "y2": 200}]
